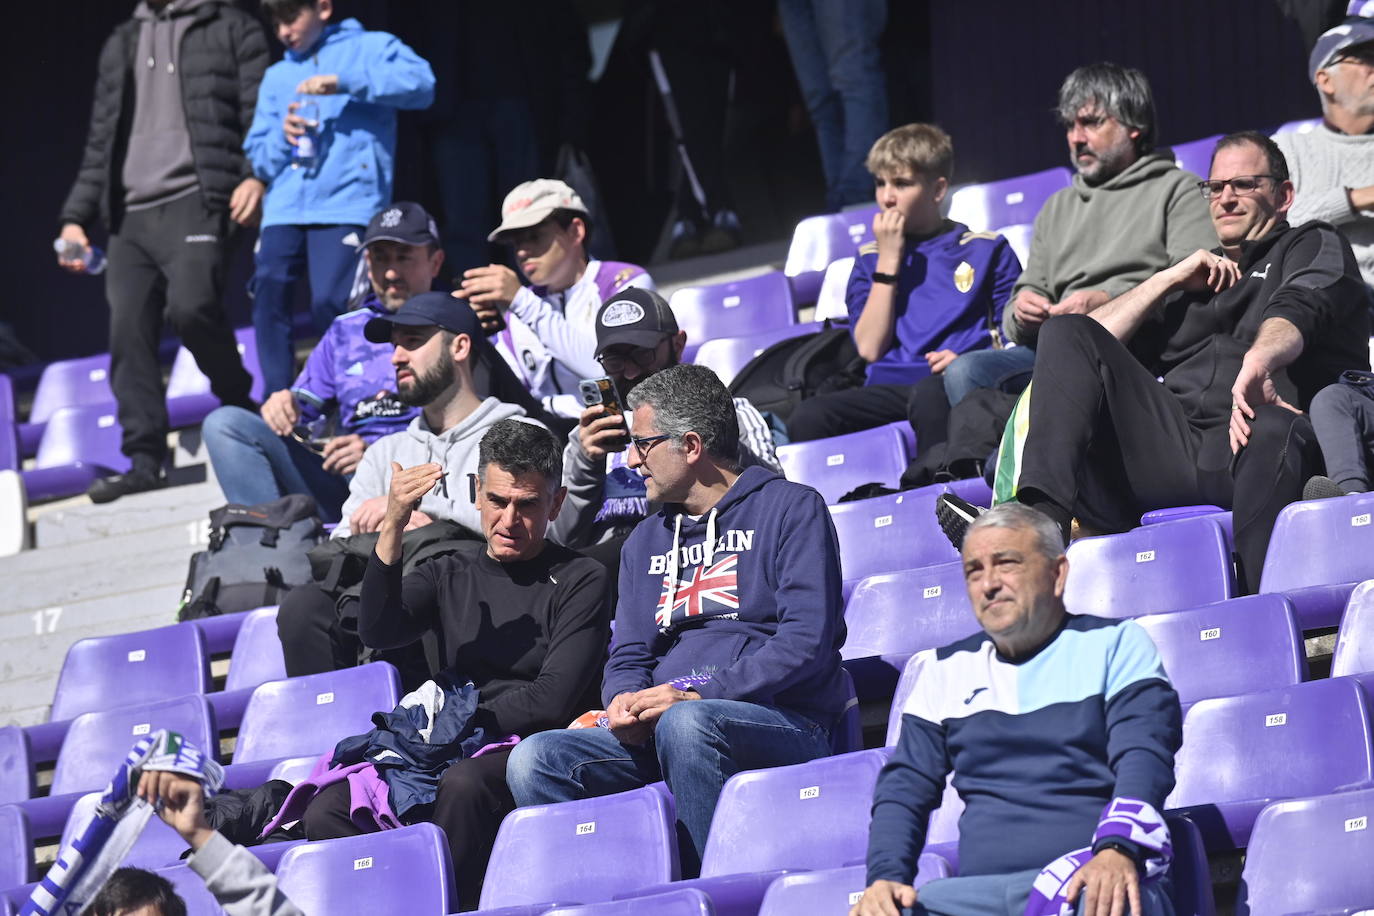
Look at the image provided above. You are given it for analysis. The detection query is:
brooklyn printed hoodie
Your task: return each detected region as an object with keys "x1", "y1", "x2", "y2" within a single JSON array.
[{"x1": 602, "y1": 466, "x2": 848, "y2": 730}]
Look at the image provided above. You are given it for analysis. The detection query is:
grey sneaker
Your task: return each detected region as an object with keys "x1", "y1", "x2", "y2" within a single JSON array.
[
  {"x1": 1302, "y1": 475, "x2": 1349, "y2": 501},
  {"x1": 936, "y1": 492, "x2": 985, "y2": 550}
]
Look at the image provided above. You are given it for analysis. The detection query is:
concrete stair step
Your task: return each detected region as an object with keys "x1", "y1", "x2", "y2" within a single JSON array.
[
  {"x1": 2, "y1": 536, "x2": 193, "y2": 616},
  {"x1": 32, "y1": 475, "x2": 223, "y2": 549}
]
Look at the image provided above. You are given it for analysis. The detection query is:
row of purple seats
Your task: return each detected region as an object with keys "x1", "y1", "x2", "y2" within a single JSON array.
[
  {"x1": 670, "y1": 272, "x2": 798, "y2": 365},
  {"x1": 776, "y1": 422, "x2": 912, "y2": 505},
  {"x1": 0, "y1": 376, "x2": 18, "y2": 473},
  {"x1": 1259, "y1": 491, "x2": 1374, "y2": 630},
  {"x1": 692, "y1": 321, "x2": 823, "y2": 387},
  {"x1": 946, "y1": 166, "x2": 1072, "y2": 233},
  {"x1": 783, "y1": 206, "x2": 879, "y2": 304}
]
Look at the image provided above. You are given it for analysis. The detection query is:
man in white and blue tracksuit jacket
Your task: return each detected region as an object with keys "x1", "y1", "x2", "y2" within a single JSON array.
[
  {"x1": 506, "y1": 364, "x2": 848, "y2": 877},
  {"x1": 853, "y1": 503, "x2": 1182, "y2": 916},
  {"x1": 245, "y1": 1, "x2": 435, "y2": 393}
]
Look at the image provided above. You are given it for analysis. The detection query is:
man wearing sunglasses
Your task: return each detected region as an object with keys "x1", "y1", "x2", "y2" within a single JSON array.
[
  {"x1": 1275, "y1": 18, "x2": 1374, "y2": 291},
  {"x1": 550, "y1": 287, "x2": 780, "y2": 554},
  {"x1": 940, "y1": 131, "x2": 1370, "y2": 596}
]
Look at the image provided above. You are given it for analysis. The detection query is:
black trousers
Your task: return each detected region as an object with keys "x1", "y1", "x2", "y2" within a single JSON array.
[
  {"x1": 276, "y1": 584, "x2": 428, "y2": 687},
  {"x1": 785, "y1": 383, "x2": 913, "y2": 442},
  {"x1": 1018, "y1": 315, "x2": 1321, "y2": 594},
  {"x1": 299, "y1": 748, "x2": 515, "y2": 912},
  {"x1": 105, "y1": 193, "x2": 253, "y2": 463}
]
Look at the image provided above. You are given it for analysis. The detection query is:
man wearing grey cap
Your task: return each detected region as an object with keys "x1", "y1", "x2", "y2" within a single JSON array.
[
  {"x1": 552, "y1": 287, "x2": 779, "y2": 553},
  {"x1": 1275, "y1": 17, "x2": 1374, "y2": 290},
  {"x1": 453, "y1": 178, "x2": 654, "y2": 418}
]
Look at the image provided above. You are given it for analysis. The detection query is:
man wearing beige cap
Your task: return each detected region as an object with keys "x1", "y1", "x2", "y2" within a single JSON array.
[{"x1": 453, "y1": 178, "x2": 654, "y2": 418}]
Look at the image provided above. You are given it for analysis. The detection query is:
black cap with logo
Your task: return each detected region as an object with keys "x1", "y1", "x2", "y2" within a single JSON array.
[{"x1": 595, "y1": 287, "x2": 680, "y2": 355}]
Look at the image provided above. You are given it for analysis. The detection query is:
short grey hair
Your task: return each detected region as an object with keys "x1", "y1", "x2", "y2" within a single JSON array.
[
  {"x1": 477, "y1": 419, "x2": 563, "y2": 489},
  {"x1": 966, "y1": 502, "x2": 1066, "y2": 562},
  {"x1": 626, "y1": 364, "x2": 741, "y2": 469},
  {"x1": 1056, "y1": 62, "x2": 1156, "y2": 155}
]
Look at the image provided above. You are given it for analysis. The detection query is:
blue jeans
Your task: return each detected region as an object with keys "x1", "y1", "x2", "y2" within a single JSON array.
[
  {"x1": 505, "y1": 700, "x2": 832, "y2": 877},
  {"x1": 906, "y1": 868, "x2": 1174, "y2": 916},
  {"x1": 201, "y1": 406, "x2": 351, "y2": 522},
  {"x1": 252, "y1": 224, "x2": 364, "y2": 394},
  {"x1": 777, "y1": 0, "x2": 889, "y2": 210},
  {"x1": 943, "y1": 347, "x2": 1037, "y2": 406}
]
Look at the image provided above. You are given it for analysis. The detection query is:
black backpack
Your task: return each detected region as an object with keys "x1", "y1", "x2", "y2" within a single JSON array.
[
  {"x1": 178, "y1": 495, "x2": 325, "y2": 621},
  {"x1": 728, "y1": 324, "x2": 868, "y2": 424}
]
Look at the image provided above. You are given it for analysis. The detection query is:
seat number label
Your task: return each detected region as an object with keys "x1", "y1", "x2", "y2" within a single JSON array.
[
  {"x1": 1135, "y1": 550, "x2": 1155, "y2": 563},
  {"x1": 1354, "y1": 514, "x2": 1371, "y2": 527},
  {"x1": 826, "y1": 454, "x2": 845, "y2": 466},
  {"x1": 1199, "y1": 628, "x2": 1221, "y2": 641},
  {"x1": 576, "y1": 822, "x2": 596, "y2": 835},
  {"x1": 874, "y1": 515, "x2": 892, "y2": 528},
  {"x1": 799, "y1": 786, "x2": 820, "y2": 800},
  {"x1": 1346, "y1": 816, "x2": 1367, "y2": 832},
  {"x1": 353, "y1": 857, "x2": 372, "y2": 870},
  {"x1": 316, "y1": 692, "x2": 335, "y2": 705},
  {"x1": 132, "y1": 723, "x2": 150, "y2": 735},
  {"x1": 1265, "y1": 713, "x2": 1287, "y2": 727},
  {"x1": 923, "y1": 586, "x2": 941, "y2": 599},
  {"x1": 849, "y1": 892, "x2": 864, "y2": 905},
  {"x1": 127, "y1": 649, "x2": 146, "y2": 662},
  {"x1": 723, "y1": 295, "x2": 741, "y2": 308}
]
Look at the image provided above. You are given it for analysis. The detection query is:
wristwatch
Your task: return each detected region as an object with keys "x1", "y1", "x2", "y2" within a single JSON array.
[
  {"x1": 871, "y1": 271, "x2": 899, "y2": 285},
  {"x1": 1096, "y1": 839, "x2": 1142, "y2": 864}
]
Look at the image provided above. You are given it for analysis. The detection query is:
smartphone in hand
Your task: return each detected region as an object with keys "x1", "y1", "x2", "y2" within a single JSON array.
[{"x1": 579, "y1": 376, "x2": 628, "y2": 451}]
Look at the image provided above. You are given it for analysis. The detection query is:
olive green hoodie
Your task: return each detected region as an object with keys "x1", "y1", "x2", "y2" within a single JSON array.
[{"x1": 1009, "y1": 149, "x2": 1216, "y2": 345}]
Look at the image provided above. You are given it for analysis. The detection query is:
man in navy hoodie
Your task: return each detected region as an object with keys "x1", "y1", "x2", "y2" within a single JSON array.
[{"x1": 506, "y1": 363, "x2": 848, "y2": 876}]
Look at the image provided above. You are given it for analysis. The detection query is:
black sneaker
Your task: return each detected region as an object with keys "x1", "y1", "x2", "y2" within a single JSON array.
[
  {"x1": 1302, "y1": 475, "x2": 1349, "y2": 501},
  {"x1": 936, "y1": 492, "x2": 985, "y2": 550},
  {"x1": 87, "y1": 468, "x2": 167, "y2": 504}
]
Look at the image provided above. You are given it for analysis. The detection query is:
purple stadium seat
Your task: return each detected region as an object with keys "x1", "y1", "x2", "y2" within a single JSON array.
[
  {"x1": 0, "y1": 727, "x2": 34, "y2": 805},
  {"x1": 1139, "y1": 505, "x2": 1225, "y2": 526},
  {"x1": 615, "y1": 748, "x2": 891, "y2": 913},
  {"x1": 1236, "y1": 787, "x2": 1374, "y2": 916},
  {"x1": 1259, "y1": 492, "x2": 1374, "y2": 629},
  {"x1": 841, "y1": 561, "x2": 978, "y2": 701},
  {"x1": 208, "y1": 606, "x2": 286, "y2": 731},
  {"x1": 1133, "y1": 595, "x2": 1305, "y2": 707},
  {"x1": 995, "y1": 222, "x2": 1033, "y2": 267},
  {"x1": 166, "y1": 328, "x2": 266, "y2": 428},
  {"x1": 21, "y1": 404, "x2": 130, "y2": 502},
  {"x1": 692, "y1": 321, "x2": 823, "y2": 386},
  {"x1": 277, "y1": 822, "x2": 453, "y2": 915},
  {"x1": 946, "y1": 167, "x2": 1072, "y2": 232},
  {"x1": 783, "y1": 206, "x2": 880, "y2": 304},
  {"x1": 1272, "y1": 117, "x2": 1321, "y2": 135},
  {"x1": 543, "y1": 888, "x2": 714, "y2": 916},
  {"x1": 478, "y1": 785, "x2": 678, "y2": 909},
  {"x1": 158, "y1": 863, "x2": 229, "y2": 916},
  {"x1": 1166, "y1": 678, "x2": 1374, "y2": 850},
  {"x1": 18, "y1": 695, "x2": 217, "y2": 841},
  {"x1": 0, "y1": 374, "x2": 19, "y2": 472},
  {"x1": 813, "y1": 256, "x2": 854, "y2": 323},
  {"x1": 0, "y1": 805, "x2": 33, "y2": 889},
  {"x1": 223, "y1": 662, "x2": 401, "y2": 789},
  {"x1": 1333, "y1": 579, "x2": 1374, "y2": 677},
  {"x1": 1171, "y1": 134, "x2": 1223, "y2": 177},
  {"x1": 777, "y1": 424, "x2": 909, "y2": 504},
  {"x1": 829, "y1": 478, "x2": 992, "y2": 584},
  {"x1": 756, "y1": 858, "x2": 953, "y2": 915},
  {"x1": 18, "y1": 355, "x2": 115, "y2": 457},
  {"x1": 833, "y1": 668, "x2": 862, "y2": 755},
  {"x1": 1063, "y1": 517, "x2": 1234, "y2": 618},
  {"x1": 670, "y1": 272, "x2": 796, "y2": 358},
  {"x1": 50, "y1": 623, "x2": 211, "y2": 723},
  {"x1": 193, "y1": 609, "x2": 254, "y2": 656}
]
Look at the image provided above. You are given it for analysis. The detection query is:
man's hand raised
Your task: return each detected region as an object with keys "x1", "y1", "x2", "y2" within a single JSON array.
[
  {"x1": 137, "y1": 770, "x2": 216, "y2": 851},
  {"x1": 453, "y1": 265, "x2": 522, "y2": 333},
  {"x1": 1167, "y1": 249, "x2": 1241, "y2": 295},
  {"x1": 1064, "y1": 847, "x2": 1143, "y2": 916},
  {"x1": 383, "y1": 461, "x2": 444, "y2": 531},
  {"x1": 850, "y1": 880, "x2": 918, "y2": 916},
  {"x1": 577, "y1": 404, "x2": 627, "y2": 461}
]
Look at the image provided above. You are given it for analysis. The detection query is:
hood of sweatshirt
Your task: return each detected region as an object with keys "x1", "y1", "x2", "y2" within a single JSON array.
[
  {"x1": 403, "y1": 396, "x2": 528, "y2": 461},
  {"x1": 1067, "y1": 149, "x2": 1182, "y2": 202},
  {"x1": 286, "y1": 17, "x2": 364, "y2": 63}
]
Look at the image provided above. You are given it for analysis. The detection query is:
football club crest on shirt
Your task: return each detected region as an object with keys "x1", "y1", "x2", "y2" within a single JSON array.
[
  {"x1": 954, "y1": 260, "x2": 975, "y2": 293},
  {"x1": 656, "y1": 553, "x2": 740, "y2": 629}
]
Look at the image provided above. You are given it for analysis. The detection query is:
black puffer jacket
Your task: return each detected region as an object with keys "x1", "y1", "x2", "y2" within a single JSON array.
[{"x1": 59, "y1": 0, "x2": 270, "y2": 232}]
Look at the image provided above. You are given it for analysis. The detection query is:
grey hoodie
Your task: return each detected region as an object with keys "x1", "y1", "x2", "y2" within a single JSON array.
[
  {"x1": 123, "y1": 0, "x2": 218, "y2": 209},
  {"x1": 188, "y1": 832, "x2": 303, "y2": 916},
  {"x1": 1009, "y1": 149, "x2": 1217, "y2": 344},
  {"x1": 333, "y1": 397, "x2": 533, "y2": 538}
]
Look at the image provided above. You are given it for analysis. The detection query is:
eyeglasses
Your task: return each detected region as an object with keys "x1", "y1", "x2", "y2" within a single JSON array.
[
  {"x1": 289, "y1": 425, "x2": 329, "y2": 454},
  {"x1": 1197, "y1": 175, "x2": 1277, "y2": 199},
  {"x1": 628, "y1": 433, "x2": 672, "y2": 457},
  {"x1": 597, "y1": 341, "x2": 666, "y2": 373}
]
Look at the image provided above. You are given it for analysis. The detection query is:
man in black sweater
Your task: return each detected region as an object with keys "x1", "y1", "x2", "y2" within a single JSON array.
[{"x1": 298, "y1": 418, "x2": 610, "y2": 909}]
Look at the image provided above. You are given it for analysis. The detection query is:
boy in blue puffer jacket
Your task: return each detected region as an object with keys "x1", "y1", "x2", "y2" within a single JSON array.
[{"x1": 245, "y1": 0, "x2": 435, "y2": 394}]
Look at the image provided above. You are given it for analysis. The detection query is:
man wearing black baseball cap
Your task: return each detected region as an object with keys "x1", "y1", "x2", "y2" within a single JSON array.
[
  {"x1": 1275, "y1": 17, "x2": 1374, "y2": 290},
  {"x1": 202, "y1": 202, "x2": 444, "y2": 522},
  {"x1": 550, "y1": 287, "x2": 780, "y2": 552},
  {"x1": 277, "y1": 288, "x2": 544, "y2": 677}
]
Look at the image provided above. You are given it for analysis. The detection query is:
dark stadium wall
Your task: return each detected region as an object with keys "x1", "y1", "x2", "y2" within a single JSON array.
[{"x1": 1, "y1": 0, "x2": 1320, "y2": 367}]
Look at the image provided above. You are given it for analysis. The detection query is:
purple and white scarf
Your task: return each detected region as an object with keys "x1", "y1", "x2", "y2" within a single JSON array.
[
  {"x1": 570, "y1": 675, "x2": 715, "y2": 729},
  {"x1": 1024, "y1": 797, "x2": 1172, "y2": 916},
  {"x1": 21, "y1": 729, "x2": 224, "y2": 916}
]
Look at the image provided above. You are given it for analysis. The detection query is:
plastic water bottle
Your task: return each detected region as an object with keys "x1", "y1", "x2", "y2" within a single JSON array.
[
  {"x1": 52, "y1": 238, "x2": 106, "y2": 275},
  {"x1": 292, "y1": 99, "x2": 320, "y2": 169}
]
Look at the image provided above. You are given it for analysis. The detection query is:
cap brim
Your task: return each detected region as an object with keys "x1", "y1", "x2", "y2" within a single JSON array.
[
  {"x1": 363, "y1": 316, "x2": 396, "y2": 344},
  {"x1": 364, "y1": 233, "x2": 434, "y2": 247},
  {"x1": 596, "y1": 328, "x2": 672, "y2": 355}
]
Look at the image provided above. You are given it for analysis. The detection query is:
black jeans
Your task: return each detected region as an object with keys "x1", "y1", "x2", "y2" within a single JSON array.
[
  {"x1": 105, "y1": 193, "x2": 253, "y2": 463},
  {"x1": 1016, "y1": 315, "x2": 1321, "y2": 594},
  {"x1": 786, "y1": 383, "x2": 912, "y2": 442},
  {"x1": 300, "y1": 748, "x2": 515, "y2": 912},
  {"x1": 276, "y1": 584, "x2": 429, "y2": 687}
]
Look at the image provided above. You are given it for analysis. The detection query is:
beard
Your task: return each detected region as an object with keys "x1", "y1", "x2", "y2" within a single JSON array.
[
  {"x1": 615, "y1": 345, "x2": 679, "y2": 399},
  {"x1": 397, "y1": 348, "x2": 455, "y2": 407}
]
